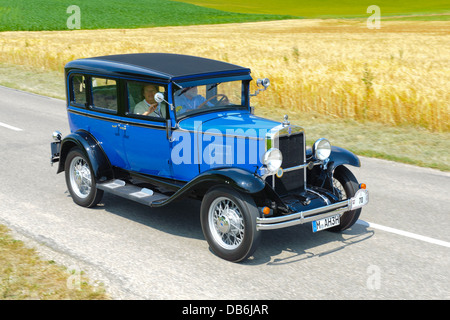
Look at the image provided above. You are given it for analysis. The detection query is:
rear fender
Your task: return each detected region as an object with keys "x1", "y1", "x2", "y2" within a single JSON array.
[{"x1": 57, "y1": 130, "x2": 113, "y2": 182}]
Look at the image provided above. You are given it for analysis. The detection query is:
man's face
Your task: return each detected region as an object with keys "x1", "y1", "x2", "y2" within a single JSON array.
[{"x1": 143, "y1": 86, "x2": 158, "y2": 103}]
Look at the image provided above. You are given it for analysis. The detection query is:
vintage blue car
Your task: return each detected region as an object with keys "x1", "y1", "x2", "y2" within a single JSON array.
[{"x1": 51, "y1": 53, "x2": 368, "y2": 262}]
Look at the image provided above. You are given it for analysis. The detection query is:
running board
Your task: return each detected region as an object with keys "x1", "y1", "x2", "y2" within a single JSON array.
[{"x1": 97, "y1": 180, "x2": 169, "y2": 206}]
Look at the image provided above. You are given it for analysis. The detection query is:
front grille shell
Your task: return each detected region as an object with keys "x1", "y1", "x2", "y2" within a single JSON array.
[{"x1": 265, "y1": 124, "x2": 306, "y2": 195}]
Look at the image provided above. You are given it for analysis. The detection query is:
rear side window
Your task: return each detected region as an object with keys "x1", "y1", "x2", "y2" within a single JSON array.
[
  {"x1": 91, "y1": 77, "x2": 118, "y2": 113},
  {"x1": 70, "y1": 75, "x2": 87, "y2": 106}
]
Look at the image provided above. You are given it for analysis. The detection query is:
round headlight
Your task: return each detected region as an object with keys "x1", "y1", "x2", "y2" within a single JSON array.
[
  {"x1": 263, "y1": 148, "x2": 283, "y2": 173},
  {"x1": 313, "y1": 138, "x2": 331, "y2": 161}
]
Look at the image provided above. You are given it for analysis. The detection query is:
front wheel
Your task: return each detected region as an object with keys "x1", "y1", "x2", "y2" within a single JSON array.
[
  {"x1": 200, "y1": 187, "x2": 261, "y2": 262},
  {"x1": 328, "y1": 166, "x2": 362, "y2": 232},
  {"x1": 64, "y1": 148, "x2": 103, "y2": 208}
]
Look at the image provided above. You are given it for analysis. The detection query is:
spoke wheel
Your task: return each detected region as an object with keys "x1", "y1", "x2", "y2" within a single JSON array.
[
  {"x1": 65, "y1": 148, "x2": 103, "y2": 208},
  {"x1": 69, "y1": 156, "x2": 92, "y2": 199},
  {"x1": 201, "y1": 187, "x2": 261, "y2": 262},
  {"x1": 208, "y1": 197, "x2": 245, "y2": 250}
]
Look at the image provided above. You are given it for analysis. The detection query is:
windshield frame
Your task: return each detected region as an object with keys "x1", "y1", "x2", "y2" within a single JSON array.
[{"x1": 171, "y1": 79, "x2": 250, "y2": 121}]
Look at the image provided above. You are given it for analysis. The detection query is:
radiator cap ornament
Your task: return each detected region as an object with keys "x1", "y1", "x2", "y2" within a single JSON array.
[{"x1": 282, "y1": 114, "x2": 290, "y2": 127}]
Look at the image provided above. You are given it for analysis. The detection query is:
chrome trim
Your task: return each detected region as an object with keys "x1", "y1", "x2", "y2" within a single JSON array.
[
  {"x1": 265, "y1": 124, "x2": 304, "y2": 151},
  {"x1": 264, "y1": 123, "x2": 305, "y2": 190},
  {"x1": 256, "y1": 189, "x2": 369, "y2": 231},
  {"x1": 306, "y1": 188, "x2": 331, "y2": 205},
  {"x1": 282, "y1": 160, "x2": 322, "y2": 173},
  {"x1": 52, "y1": 131, "x2": 62, "y2": 141},
  {"x1": 312, "y1": 138, "x2": 331, "y2": 161},
  {"x1": 282, "y1": 114, "x2": 290, "y2": 127},
  {"x1": 250, "y1": 78, "x2": 270, "y2": 97}
]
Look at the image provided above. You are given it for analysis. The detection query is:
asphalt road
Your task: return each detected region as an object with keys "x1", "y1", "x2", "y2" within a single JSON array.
[{"x1": 0, "y1": 86, "x2": 449, "y2": 300}]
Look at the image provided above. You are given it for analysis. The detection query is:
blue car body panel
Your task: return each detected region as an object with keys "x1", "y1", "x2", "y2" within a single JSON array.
[
  {"x1": 67, "y1": 107, "x2": 129, "y2": 170},
  {"x1": 176, "y1": 112, "x2": 279, "y2": 179}
]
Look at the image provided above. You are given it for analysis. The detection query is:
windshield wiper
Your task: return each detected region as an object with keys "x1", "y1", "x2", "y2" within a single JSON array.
[{"x1": 207, "y1": 83, "x2": 219, "y2": 91}]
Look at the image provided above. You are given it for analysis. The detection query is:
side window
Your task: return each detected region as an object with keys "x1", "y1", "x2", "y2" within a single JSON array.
[
  {"x1": 70, "y1": 75, "x2": 87, "y2": 106},
  {"x1": 127, "y1": 81, "x2": 166, "y2": 119},
  {"x1": 91, "y1": 77, "x2": 118, "y2": 113}
]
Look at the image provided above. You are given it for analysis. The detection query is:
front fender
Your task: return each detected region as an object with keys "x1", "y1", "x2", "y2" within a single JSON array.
[
  {"x1": 57, "y1": 130, "x2": 113, "y2": 182},
  {"x1": 151, "y1": 167, "x2": 265, "y2": 207},
  {"x1": 328, "y1": 146, "x2": 361, "y2": 172},
  {"x1": 307, "y1": 146, "x2": 360, "y2": 189},
  {"x1": 202, "y1": 167, "x2": 266, "y2": 194}
]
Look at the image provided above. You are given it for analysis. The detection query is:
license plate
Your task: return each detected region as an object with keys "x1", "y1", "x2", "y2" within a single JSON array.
[{"x1": 312, "y1": 214, "x2": 340, "y2": 232}]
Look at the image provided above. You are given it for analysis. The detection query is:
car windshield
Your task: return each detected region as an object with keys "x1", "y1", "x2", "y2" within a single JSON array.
[{"x1": 173, "y1": 81, "x2": 244, "y2": 117}]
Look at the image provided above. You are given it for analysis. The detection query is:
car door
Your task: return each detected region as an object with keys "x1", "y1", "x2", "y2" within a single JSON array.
[
  {"x1": 81, "y1": 76, "x2": 129, "y2": 170},
  {"x1": 122, "y1": 81, "x2": 173, "y2": 178}
]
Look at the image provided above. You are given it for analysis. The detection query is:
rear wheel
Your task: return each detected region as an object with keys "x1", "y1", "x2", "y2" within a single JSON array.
[
  {"x1": 65, "y1": 148, "x2": 103, "y2": 208},
  {"x1": 200, "y1": 187, "x2": 261, "y2": 262},
  {"x1": 328, "y1": 166, "x2": 362, "y2": 231}
]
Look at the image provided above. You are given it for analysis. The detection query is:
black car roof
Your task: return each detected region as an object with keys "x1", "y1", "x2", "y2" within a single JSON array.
[{"x1": 65, "y1": 53, "x2": 251, "y2": 83}]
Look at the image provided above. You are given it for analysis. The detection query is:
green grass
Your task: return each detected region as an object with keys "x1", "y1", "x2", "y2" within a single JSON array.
[
  {"x1": 0, "y1": 0, "x2": 294, "y2": 31},
  {"x1": 1, "y1": 0, "x2": 447, "y2": 32},
  {"x1": 178, "y1": 0, "x2": 450, "y2": 19}
]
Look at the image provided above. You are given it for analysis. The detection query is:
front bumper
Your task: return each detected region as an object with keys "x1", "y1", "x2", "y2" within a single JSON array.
[{"x1": 256, "y1": 188, "x2": 369, "y2": 230}]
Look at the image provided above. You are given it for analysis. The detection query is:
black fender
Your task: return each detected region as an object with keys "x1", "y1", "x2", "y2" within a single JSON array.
[
  {"x1": 56, "y1": 130, "x2": 114, "y2": 182},
  {"x1": 328, "y1": 146, "x2": 361, "y2": 172},
  {"x1": 151, "y1": 167, "x2": 266, "y2": 207},
  {"x1": 307, "y1": 146, "x2": 360, "y2": 190}
]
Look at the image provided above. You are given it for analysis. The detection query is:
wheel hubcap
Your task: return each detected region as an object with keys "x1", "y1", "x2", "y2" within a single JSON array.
[
  {"x1": 209, "y1": 197, "x2": 244, "y2": 250},
  {"x1": 69, "y1": 156, "x2": 92, "y2": 199}
]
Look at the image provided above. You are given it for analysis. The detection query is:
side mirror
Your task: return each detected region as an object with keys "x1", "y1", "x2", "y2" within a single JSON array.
[
  {"x1": 250, "y1": 78, "x2": 270, "y2": 97},
  {"x1": 257, "y1": 78, "x2": 270, "y2": 89},
  {"x1": 154, "y1": 92, "x2": 165, "y2": 103},
  {"x1": 154, "y1": 92, "x2": 174, "y2": 111}
]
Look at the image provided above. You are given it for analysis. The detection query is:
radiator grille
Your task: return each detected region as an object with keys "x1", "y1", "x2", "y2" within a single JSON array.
[{"x1": 267, "y1": 132, "x2": 305, "y2": 195}]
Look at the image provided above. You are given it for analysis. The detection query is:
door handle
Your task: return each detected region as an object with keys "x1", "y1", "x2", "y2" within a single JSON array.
[{"x1": 113, "y1": 124, "x2": 127, "y2": 130}]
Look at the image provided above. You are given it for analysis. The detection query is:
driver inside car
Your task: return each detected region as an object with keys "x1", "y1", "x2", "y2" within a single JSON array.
[{"x1": 174, "y1": 86, "x2": 210, "y2": 114}]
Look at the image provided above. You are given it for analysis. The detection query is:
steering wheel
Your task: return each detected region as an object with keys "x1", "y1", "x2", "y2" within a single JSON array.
[{"x1": 197, "y1": 94, "x2": 229, "y2": 109}]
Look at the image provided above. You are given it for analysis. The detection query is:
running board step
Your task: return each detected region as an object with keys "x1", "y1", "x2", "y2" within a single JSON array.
[{"x1": 97, "y1": 180, "x2": 169, "y2": 206}]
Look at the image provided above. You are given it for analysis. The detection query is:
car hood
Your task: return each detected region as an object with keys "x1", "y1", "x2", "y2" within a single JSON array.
[{"x1": 177, "y1": 111, "x2": 280, "y2": 139}]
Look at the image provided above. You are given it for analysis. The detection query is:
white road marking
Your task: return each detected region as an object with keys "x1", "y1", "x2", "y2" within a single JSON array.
[
  {"x1": 0, "y1": 121, "x2": 23, "y2": 131},
  {"x1": 357, "y1": 220, "x2": 450, "y2": 248}
]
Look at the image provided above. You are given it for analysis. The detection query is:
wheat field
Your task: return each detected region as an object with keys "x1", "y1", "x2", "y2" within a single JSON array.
[{"x1": 0, "y1": 19, "x2": 449, "y2": 131}]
